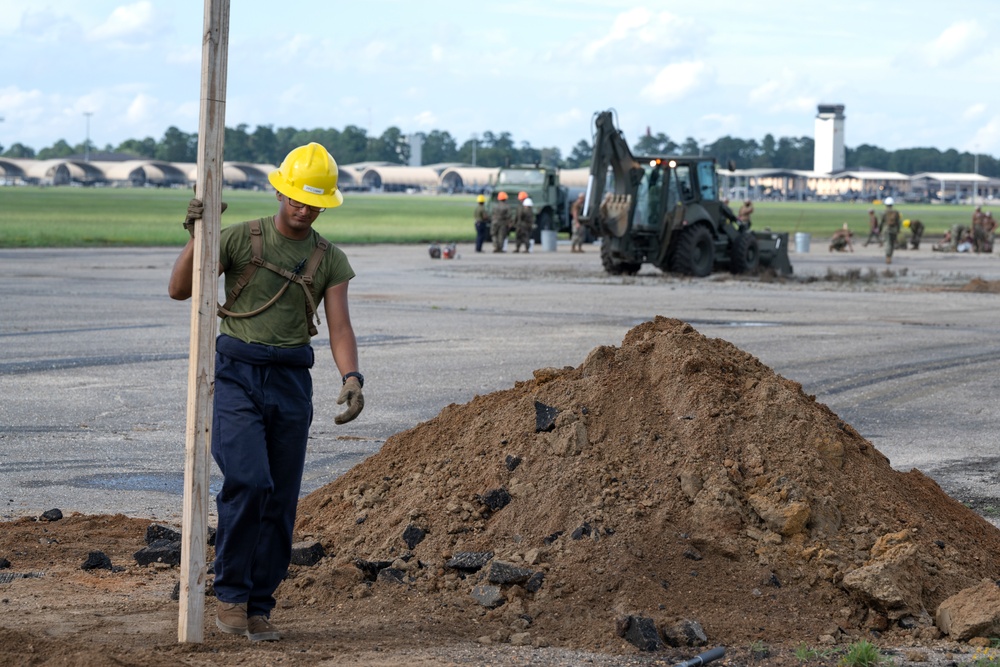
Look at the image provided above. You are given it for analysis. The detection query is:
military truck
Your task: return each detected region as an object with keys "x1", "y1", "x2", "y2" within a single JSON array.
[
  {"x1": 579, "y1": 110, "x2": 792, "y2": 277},
  {"x1": 487, "y1": 165, "x2": 571, "y2": 239}
]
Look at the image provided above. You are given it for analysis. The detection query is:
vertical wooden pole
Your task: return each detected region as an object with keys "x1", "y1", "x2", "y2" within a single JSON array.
[{"x1": 179, "y1": 0, "x2": 229, "y2": 644}]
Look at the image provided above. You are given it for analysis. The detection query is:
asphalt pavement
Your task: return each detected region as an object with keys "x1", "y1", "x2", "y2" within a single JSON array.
[{"x1": 2, "y1": 237, "x2": 999, "y2": 526}]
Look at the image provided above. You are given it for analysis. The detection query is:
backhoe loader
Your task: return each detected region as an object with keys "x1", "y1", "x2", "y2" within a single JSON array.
[{"x1": 579, "y1": 110, "x2": 792, "y2": 277}]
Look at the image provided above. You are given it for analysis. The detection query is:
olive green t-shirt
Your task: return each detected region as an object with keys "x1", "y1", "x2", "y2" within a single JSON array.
[{"x1": 219, "y1": 216, "x2": 355, "y2": 347}]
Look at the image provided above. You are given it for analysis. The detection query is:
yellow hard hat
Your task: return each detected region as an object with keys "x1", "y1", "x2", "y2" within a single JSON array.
[
  {"x1": 903, "y1": 219, "x2": 911, "y2": 228},
  {"x1": 477, "y1": 194, "x2": 486, "y2": 203},
  {"x1": 268, "y1": 143, "x2": 344, "y2": 209}
]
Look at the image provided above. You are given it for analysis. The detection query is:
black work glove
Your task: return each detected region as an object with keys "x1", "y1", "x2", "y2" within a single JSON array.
[
  {"x1": 183, "y1": 198, "x2": 228, "y2": 238},
  {"x1": 335, "y1": 377, "x2": 364, "y2": 425}
]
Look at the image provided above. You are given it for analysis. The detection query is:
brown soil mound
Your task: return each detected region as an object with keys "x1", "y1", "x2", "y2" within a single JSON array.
[
  {"x1": 959, "y1": 278, "x2": 1000, "y2": 293},
  {"x1": 294, "y1": 317, "x2": 1000, "y2": 652}
]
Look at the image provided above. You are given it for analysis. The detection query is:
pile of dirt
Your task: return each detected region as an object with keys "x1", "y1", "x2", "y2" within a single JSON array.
[{"x1": 293, "y1": 316, "x2": 1000, "y2": 653}]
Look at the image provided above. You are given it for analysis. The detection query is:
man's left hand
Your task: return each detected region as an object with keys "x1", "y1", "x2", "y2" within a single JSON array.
[{"x1": 335, "y1": 377, "x2": 364, "y2": 424}]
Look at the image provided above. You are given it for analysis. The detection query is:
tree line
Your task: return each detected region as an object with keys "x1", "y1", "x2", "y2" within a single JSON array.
[{"x1": 2, "y1": 123, "x2": 997, "y2": 177}]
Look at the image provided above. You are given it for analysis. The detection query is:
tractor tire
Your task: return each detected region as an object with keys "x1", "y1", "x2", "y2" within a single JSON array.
[
  {"x1": 600, "y1": 236, "x2": 641, "y2": 275},
  {"x1": 730, "y1": 231, "x2": 760, "y2": 274},
  {"x1": 670, "y1": 224, "x2": 714, "y2": 277}
]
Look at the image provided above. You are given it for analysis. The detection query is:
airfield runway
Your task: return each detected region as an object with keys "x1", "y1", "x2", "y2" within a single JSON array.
[{"x1": 2, "y1": 238, "x2": 999, "y2": 526}]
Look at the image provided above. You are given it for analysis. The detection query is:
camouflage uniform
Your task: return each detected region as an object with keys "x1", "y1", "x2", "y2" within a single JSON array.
[
  {"x1": 570, "y1": 195, "x2": 586, "y2": 252},
  {"x1": 908, "y1": 219, "x2": 925, "y2": 250},
  {"x1": 881, "y1": 206, "x2": 901, "y2": 263},
  {"x1": 513, "y1": 204, "x2": 534, "y2": 253},
  {"x1": 972, "y1": 208, "x2": 987, "y2": 253},
  {"x1": 474, "y1": 203, "x2": 490, "y2": 252},
  {"x1": 490, "y1": 200, "x2": 512, "y2": 252},
  {"x1": 863, "y1": 210, "x2": 882, "y2": 246}
]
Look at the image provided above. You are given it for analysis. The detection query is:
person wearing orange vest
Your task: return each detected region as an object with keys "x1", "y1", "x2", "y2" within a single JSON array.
[{"x1": 168, "y1": 143, "x2": 363, "y2": 642}]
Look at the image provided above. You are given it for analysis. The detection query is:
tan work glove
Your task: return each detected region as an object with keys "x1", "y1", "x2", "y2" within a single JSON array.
[
  {"x1": 183, "y1": 198, "x2": 228, "y2": 238},
  {"x1": 335, "y1": 376, "x2": 364, "y2": 424}
]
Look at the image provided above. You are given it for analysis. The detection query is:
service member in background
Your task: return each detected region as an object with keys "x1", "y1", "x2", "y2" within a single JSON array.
[
  {"x1": 738, "y1": 199, "x2": 754, "y2": 226},
  {"x1": 473, "y1": 194, "x2": 490, "y2": 252},
  {"x1": 491, "y1": 191, "x2": 512, "y2": 252},
  {"x1": 513, "y1": 197, "x2": 535, "y2": 253},
  {"x1": 905, "y1": 219, "x2": 925, "y2": 250},
  {"x1": 168, "y1": 143, "x2": 364, "y2": 642},
  {"x1": 881, "y1": 197, "x2": 901, "y2": 264},
  {"x1": 828, "y1": 223, "x2": 854, "y2": 252},
  {"x1": 972, "y1": 206, "x2": 988, "y2": 253},
  {"x1": 863, "y1": 208, "x2": 882, "y2": 246},
  {"x1": 570, "y1": 193, "x2": 586, "y2": 253}
]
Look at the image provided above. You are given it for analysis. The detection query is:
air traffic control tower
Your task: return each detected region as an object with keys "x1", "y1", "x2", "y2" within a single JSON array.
[{"x1": 814, "y1": 104, "x2": 845, "y2": 173}]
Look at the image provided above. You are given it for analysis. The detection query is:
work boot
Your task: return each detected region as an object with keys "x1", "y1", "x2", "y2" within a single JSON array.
[
  {"x1": 246, "y1": 615, "x2": 281, "y2": 642},
  {"x1": 216, "y1": 602, "x2": 247, "y2": 635}
]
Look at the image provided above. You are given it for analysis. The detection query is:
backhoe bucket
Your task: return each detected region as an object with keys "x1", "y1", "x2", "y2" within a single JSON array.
[{"x1": 754, "y1": 231, "x2": 793, "y2": 276}]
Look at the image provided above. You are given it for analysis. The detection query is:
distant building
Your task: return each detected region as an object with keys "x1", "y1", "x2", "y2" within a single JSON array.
[
  {"x1": 407, "y1": 134, "x2": 423, "y2": 167},
  {"x1": 814, "y1": 104, "x2": 845, "y2": 173}
]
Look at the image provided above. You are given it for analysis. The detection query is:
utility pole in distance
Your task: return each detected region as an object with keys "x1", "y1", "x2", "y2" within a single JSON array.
[{"x1": 83, "y1": 112, "x2": 93, "y2": 161}]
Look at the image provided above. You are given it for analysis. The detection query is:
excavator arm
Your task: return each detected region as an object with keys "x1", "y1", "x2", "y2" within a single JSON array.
[{"x1": 580, "y1": 110, "x2": 644, "y2": 238}]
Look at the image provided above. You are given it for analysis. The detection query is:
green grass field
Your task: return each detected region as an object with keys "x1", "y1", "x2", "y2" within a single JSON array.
[{"x1": 0, "y1": 186, "x2": 983, "y2": 247}]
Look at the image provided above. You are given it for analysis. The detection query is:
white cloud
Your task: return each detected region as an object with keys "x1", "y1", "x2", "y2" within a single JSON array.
[
  {"x1": 583, "y1": 8, "x2": 701, "y2": 61},
  {"x1": 552, "y1": 108, "x2": 585, "y2": 128},
  {"x1": 701, "y1": 113, "x2": 740, "y2": 136},
  {"x1": 165, "y1": 44, "x2": 200, "y2": 65},
  {"x1": 88, "y1": 1, "x2": 155, "y2": 42},
  {"x1": 362, "y1": 39, "x2": 391, "y2": 61},
  {"x1": 748, "y1": 71, "x2": 816, "y2": 114},
  {"x1": 925, "y1": 21, "x2": 986, "y2": 67},
  {"x1": 0, "y1": 85, "x2": 45, "y2": 114},
  {"x1": 640, "y1": 61, "x2": 709, "y2": 105},
  {"x1": 414, "y1": 111, "x2": 437, "y2": 127},
  {"x1": 126, "y1": 93, "x2": 156, "y2": 124},
  {"x1": 968, "y1": 115, "x2": 1000, "y2": 155},
  {"x1": 430, "y1": 44, "x2": 444, "y2": 63},
  {"x1": 963, "y1": 103, "x2": 987, "y2": 121}
]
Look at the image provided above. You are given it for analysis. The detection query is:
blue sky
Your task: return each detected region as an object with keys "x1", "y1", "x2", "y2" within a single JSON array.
[{"x1": 2, "y1": 0, "x2": 998, "y2": 160}]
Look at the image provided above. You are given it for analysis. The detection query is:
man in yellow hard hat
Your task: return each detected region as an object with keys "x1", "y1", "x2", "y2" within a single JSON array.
[
  {"x1": 473, "y1": 194, "x2": 490, "y2": 252},
  {"x1": 168, "y1": 142, "x2": 363, "y2": 642}
]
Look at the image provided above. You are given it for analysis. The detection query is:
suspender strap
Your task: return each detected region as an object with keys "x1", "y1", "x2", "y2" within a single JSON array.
[
  {"x1": 217, "y1": 220, "x2": 331, "y2": 337},
  {"x1": 218, "y1": 219, "x2": 264, "y2": 317},
  {"x1": 298, "y1": 236, "x2": 330, "y2": 337}
]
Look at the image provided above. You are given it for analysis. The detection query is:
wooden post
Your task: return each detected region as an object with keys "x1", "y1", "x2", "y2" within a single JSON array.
[{"x1": 179, "y1": 0, "x2": 229, "y2": 644}]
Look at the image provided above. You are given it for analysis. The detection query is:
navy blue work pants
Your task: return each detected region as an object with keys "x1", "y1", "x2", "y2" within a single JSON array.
[{"x1": 211, "y1": 334, "x2": 314, "y2": 618}]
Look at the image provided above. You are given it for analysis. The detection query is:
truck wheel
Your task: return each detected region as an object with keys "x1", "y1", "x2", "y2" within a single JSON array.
[
  {"x1": 670, "y1": 224, "x2": 714, "y2": 277},
  {"x1": 730, "y1": 231, "x2": 760, "y2": 274},
  {"x1": 600, "y1": 236, "x2": 641, "y2": 275}
]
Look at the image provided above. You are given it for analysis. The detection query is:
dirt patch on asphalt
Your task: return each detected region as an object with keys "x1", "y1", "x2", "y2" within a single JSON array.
[
  {"x1": 958, "y1": 277, "x2": 1000, "y2": 293},
  {"x1": 3, "y1": 317, "x2": 1000, "y2": 665}
]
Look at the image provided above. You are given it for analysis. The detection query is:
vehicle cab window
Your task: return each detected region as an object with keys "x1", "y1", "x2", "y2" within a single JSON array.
[
  {"x1": 675, "y1": 165, "x2": 694, "y2": 202},
  {"x1": 696, "y1": 161, "x2": 717, "y2": 201}
]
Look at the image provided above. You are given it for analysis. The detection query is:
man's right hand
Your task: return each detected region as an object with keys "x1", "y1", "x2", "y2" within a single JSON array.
[{"x1": 183, "y1": 198, "x2": 228, "y2": 238}]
